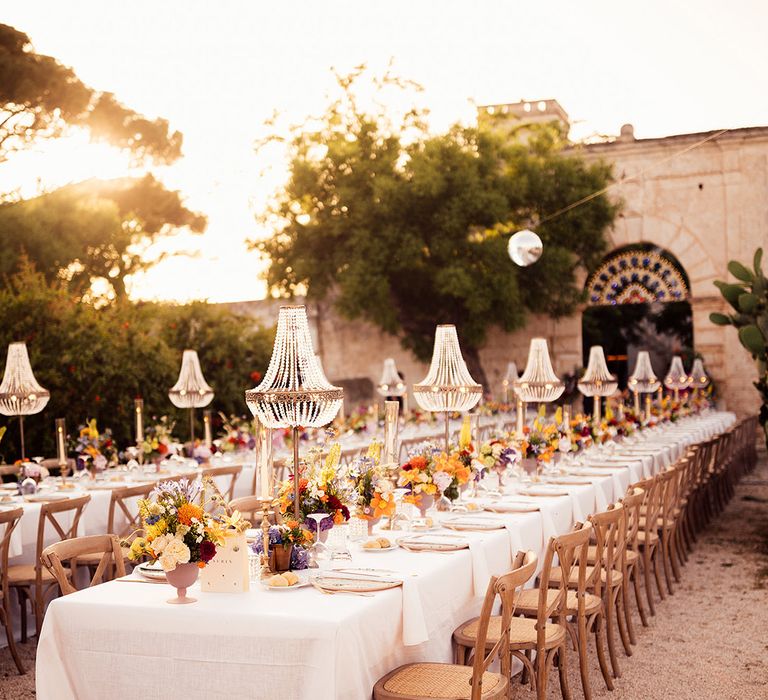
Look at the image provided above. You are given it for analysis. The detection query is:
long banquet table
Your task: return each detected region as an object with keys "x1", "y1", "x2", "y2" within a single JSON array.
[{"x1": 35, "y1": 412, "x2": 734, "y2": 700}]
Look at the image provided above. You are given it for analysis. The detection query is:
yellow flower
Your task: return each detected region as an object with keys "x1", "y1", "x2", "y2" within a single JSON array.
[
  {"x1": 145, "y1": 520, "x2": 167, "y2": 540},
  {"x1": 128, "y1": 537, "x2": 147, "y2": 561}
]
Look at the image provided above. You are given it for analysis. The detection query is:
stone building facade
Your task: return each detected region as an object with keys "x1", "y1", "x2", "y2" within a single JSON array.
[{"x1": 231, "y1": 103, "x2": 768, "y2": 418}]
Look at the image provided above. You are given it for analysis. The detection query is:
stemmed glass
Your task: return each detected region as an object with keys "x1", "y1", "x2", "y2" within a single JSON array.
[
  {"x1": 389, "y1": 488, "x2": 411, "y2": 531},
  {"x1": 307, "y1": 513, "x2": 331, "y2": 569}
]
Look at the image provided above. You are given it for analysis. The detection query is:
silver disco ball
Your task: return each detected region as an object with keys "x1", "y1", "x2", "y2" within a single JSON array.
[{"x1": 508, "y1": 229, "x2": 543, "y2": 267}]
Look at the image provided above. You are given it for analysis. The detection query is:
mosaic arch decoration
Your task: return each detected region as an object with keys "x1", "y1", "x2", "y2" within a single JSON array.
[{"x1": 586, "y1": 247, "x2": 689, "y2": 306}]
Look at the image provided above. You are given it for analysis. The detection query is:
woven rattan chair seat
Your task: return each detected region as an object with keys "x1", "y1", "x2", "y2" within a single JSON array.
[
  {"x1": 515, "y1": 587, "x2": 602, "y2": 616},
  {"x1": 637, "y1": 529, "x2": 659, "y2": 545},
  {"x1": 586, "y1": 545, "x2": 638, "y2": 565},
  {"x1": 549, "y1": 565, "x2": 622, "y2": 587},
  {"x1": 456, "y1": 615, "x2": 566, "y2": 650},
  {"x1": 7, "y1": 564, "x2": 60, "y2": 584},
  {"x1": 379, "y1": 662, "x2": 505, "y2": 698}
]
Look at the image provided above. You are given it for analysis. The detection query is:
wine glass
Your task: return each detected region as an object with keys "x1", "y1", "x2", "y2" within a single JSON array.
[
  {"x1": 306, "y1": 513, "x2": 331, "y2": 569},
  {"x1": 389, "y1": 488, "x2": 411, "y2": 531}
]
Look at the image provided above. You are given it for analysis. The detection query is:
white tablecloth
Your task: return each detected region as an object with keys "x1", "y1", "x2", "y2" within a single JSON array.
[{"x1": 36, "y1": 412, "x2": 734, "y2": 700}]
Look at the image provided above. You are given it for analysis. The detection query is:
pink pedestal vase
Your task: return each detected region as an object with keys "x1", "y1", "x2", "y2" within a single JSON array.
[{"x1": 165, "y1": 562, "x2": 199, "y2": 604}]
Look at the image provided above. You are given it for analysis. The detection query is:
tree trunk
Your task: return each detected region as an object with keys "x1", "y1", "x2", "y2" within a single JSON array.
[{"x1": 463, "y1": 345, "x2": 489, "y2": 399}]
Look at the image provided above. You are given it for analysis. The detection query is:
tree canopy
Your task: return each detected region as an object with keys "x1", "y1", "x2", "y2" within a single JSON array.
[
  {"x1": 255, "y1": 71, "x2": 619, "y2": 385},
  {"x1": 0, "y1": 23, "x2": 182, "y2": 163},
  {"x1": 0, "y1": 174, "x2": 206, "y2": 300}
]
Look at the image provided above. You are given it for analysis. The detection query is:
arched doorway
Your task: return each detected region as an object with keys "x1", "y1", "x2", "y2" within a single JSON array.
[{"x1": 581, "y1": 244, "x2": 694, "y2": 392}]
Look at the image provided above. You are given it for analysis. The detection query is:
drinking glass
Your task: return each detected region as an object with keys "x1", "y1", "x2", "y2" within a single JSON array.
[{"x1": 307, "y1": 513, "x2": 331, "y2": 569}]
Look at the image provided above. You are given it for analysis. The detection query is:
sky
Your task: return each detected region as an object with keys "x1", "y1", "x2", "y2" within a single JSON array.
[{"x1": 2, "y1": 0, "x2": 767, "y2": 303}]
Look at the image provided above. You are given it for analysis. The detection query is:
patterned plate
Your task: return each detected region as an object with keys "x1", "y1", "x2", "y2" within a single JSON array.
[
  {"x1": 310, "y1": 572, "x2": 401, "y2": 592},
  {"x1": 442, "y1": 517, "x2": 505, "y2": 531},
  {"x1": 396, "y1": 534, "x2": 469, "y2": 552}
]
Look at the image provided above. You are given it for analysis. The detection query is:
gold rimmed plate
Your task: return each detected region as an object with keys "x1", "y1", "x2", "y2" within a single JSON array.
[
  {"x1": 396, "y1": 534, "x2": 469, "y2": 552},
  {"x1": 310, "y1": 572, "x2": 401, "y2": 592},
  {"x1": 442, "y1": 517, "x2": 505, "y2": 531}
]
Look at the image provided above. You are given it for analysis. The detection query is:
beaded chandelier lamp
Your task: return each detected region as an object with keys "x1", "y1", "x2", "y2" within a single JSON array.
[
  {"x1": 169, "y1": 349, "x2": 214, "y2": 442},
  {"x1": 245, "y1": 305, "x2": 343, "y2": 518},
  {"x1": 514, "y1": 338, "x2": 564, "y2": 433},
  {"x1": 377, "y1": 358, "x2": 406, "y2": 398},
  {"x1": 413, "y1": 325, "x2": 482, "y2": 450},
  {"x1": 501, "y1": 361, "x2": 519, "y2": 404},
  {"x1": 628, "y1": 350, "x2": 660, "y2": 417},
  {"x1": 663, "y1": 355, "x2": 693, "y2": 401},
  {"x1": 689, "y1": 358, "x2": 710, "y2": 397},
  {"x1": 578, "y1": 346, "x2": 618, "y2": 423},
  {"x1": 0, "y1": 342, "x2": 50, "y2": 459}
]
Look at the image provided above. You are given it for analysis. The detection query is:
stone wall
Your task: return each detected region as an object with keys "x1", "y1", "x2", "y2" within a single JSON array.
[{"x1": 227, "y1": 126, "x2": 768, "y2": 419}]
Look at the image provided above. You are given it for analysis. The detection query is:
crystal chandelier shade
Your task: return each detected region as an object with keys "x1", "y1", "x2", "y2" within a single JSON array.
[
  {"x1": 0, "y1": 342, "x2": 50, "y2": 416},
  {"x1": 245, "y1": 305, "x2": 343, "y2": 428},
  {"x1": 514, "y1": 338, "x2": 564, "y2": 403},
  {"x1": 377, "y1": 358, "x2": 406, "y2": 397},
  {"x1": 578, "y1": 346, "x2": 618, "y2": 397},
  {"x1": 413, "y1": 325, "x2": 482, "y2": 412},
  {"x1": 169, "y1": 350, "x2": 215, "y2": 409},
  {"x1": 628, "y1": 351, "x2": 660, "y2": 393},
  {"x1": 663, "y1": 355, "x2": 693, "y2": 390},
  {"x1": 689, "y1": 358, "x2": 710, "y2": 388},
  {"x1": 502, "y1": 362, "x2": 519, "y2": 387}
]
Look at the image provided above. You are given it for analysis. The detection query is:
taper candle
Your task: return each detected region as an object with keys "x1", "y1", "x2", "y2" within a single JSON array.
[
  {"x1": 134, "y1": 398, "x2": 144, "y2": 444},
  {"x1": 516, "y1": 397, "x2": 525, "y2": 435},
  {"x1": 55, "y1": 418, "x2": 67, "y2": 465},
  {"x1": 645, "y1": 394, "x2": 652, "y2": 422},
  {"x1": 383, "y1": 400, "x2": 399, "y2": 465},
  {"x1": 203, "y1": 410, "x2": 213, "y2": 447}
]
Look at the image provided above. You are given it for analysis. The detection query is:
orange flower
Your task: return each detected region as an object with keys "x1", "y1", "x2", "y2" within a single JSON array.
[
  {"x1": 178, "y1": 502, "x2": 204, "y2": 525},
  {"x1": 410, "y1": 456, "x2": 428, "y2": 470},
  {"x1": 371, "y1": 492, "x2": 396, "y2": 518}
]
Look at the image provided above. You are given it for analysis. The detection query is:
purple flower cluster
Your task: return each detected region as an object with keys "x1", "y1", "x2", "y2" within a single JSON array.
[{"x1": 150, "y1": 478, "x2": 202, "y2": 503}]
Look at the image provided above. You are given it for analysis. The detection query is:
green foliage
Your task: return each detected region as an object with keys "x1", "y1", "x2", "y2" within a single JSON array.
[
  {"x1": 255, "y1": 69, "x2": 618, "y2": 385},
  {"x1": 710, "y1": 247, "x2": 768, "y2": 445},
  {"x1": 0, "y1": 175, "x2": 206, "y2": 299},
  {"x1": 0, "y1": 24, "x2": 181, "y2": 163},
  {"x1": 0, "y1": 263, "x2": 273, "y2": 461}
]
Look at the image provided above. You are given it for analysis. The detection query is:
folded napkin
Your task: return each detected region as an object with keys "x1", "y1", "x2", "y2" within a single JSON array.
[
  {"x1": 504, "y1": 522, "x2": 524, "y2": 561},
  {"x1": 401, "y1": 577, "x2": 428, "y2": 646},
  {"x1": 468, "y1": 539, "x2": 491, "y2": 598}
]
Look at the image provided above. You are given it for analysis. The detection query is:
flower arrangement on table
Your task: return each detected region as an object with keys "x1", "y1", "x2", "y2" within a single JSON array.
[
  {"x1": 140, "y1": 416, "x2": 178, "y2": 463},
  {"x1": 71, "y1": 419, "x2": 117, "y2": 472},
  {"x1": 477, "y1": 401, "x2": 512, "y2": 416},
  {"x1": 404, "y1": 409, "x2": 436, "y2": 426},
  {"x1": 128, "y1": 478, "x2": 220, "y2": 572},
  {"x1": 432, "y1": 451, "x2": 472, "y2": 502},
  {"x1": 249, "y1": 519, "x2": 313, "y2": 571},
  {"x1": 349, "y1": 441, "x2": 396, "y2": 521},
  {"x1": 215, "y1": 414, "x2": 256, "y2": 453},
  {"x1": 476, "y1": 438, "x2": 520, "y2": 478},
  {"x1": 398, "y1": 450, "x2": 438, "y2": 509},
  {"x1": 274, "y1": 426, "x2": 314, "y2": 451},
  {"x1": 275, "y1": 443, "x2": 353, "y2": 534},
  {"x1": 516, "y1": 419, "x2": 559, "y2": 463},
  {"x1": 338, "y1": 406, "x2": 370, "y2": 434}
]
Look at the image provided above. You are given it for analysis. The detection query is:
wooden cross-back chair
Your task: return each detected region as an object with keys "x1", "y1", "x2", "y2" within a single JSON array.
[
  {"x1": 0, "y1": 507, "x2": 24, "y2": 674},
  {"x1": 632, "y1": 472, "x2": 664, "y2": 616},
  {"x1": 8, "y1": 493, "x2": 90, "y2": 641},
  {"x1": 374, "y1": 551, "x2": 537, "y2": 700},
  {"x1": 41, "y1": 534, "x2": 126, "y2": 596},
  {"x1": 618, "y1": 486, "x2": 646, "y2": 638},
  {"x1": 228, "y1": 495, "x2": 280, "y2": 525}
]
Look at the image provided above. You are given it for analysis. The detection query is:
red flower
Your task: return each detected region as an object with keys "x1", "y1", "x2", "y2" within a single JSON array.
[
  {"x1": 157, "y1": 443, "x2": 168, "y2": 455},
  {"x1": 200, "y1": 540, "x2": 217, "y2": 563},
  {"x1": 250, "y1": 370, "x2": 263, "y2": 383}
]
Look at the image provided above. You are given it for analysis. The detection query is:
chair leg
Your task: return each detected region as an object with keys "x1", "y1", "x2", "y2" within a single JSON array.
[
  {"x1": 605, "y1": 594, "x2": 621, "y2": 678},
  {"x1": 642, "y1": 548, "x2": 657, "y2": 615},
  {"x1": 670, "y1": 527, "x2": 683, "y2": 582},
  {"x1": 594, "y1": 614, "x2": 614, "y2": 691},
  {"x1": 536, "y1": 646, "x2": 549, "y2": 700},
  {"x1": 576, "y1": 615, "x2": 591, "y2": 700},
  {"x1": 653, "y1": 546, "x2": 666, "y2": 601},
  {"x1": 631, "y1": 564, "x2": 648, "y2": 628},
  {"x1": 18, "y1": 589, "x2": 27, "y2": 644},
  {"x1": 616, "y1": 586, "x2": 633, "y2": 656},
  {"x1": 35, "y1": 584, "x2": 44, "y2": 638},
  {"x1": 0, "y1": 605, "x2": 24, "y2": 674},
  {"x1": 660, "y1": 535, "x2": 675, "y2": 595},
  {"x1": 556, "y1": 642, "x2": 572, "y2": 700}
]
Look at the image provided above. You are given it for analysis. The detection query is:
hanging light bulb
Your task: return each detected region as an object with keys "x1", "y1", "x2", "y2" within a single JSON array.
[{"x1": 508, "y1": 230, "x2": 543, "y2": 267}]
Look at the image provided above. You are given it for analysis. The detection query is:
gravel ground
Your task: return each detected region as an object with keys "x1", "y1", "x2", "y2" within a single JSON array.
[{"x1": 0, "y1": 446, "x2": 766, "y2": 700}]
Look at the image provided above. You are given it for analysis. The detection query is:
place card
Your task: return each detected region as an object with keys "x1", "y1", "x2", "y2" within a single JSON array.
[{"x1": 200, "y1": 532, "x2": 250, "y2": 593}]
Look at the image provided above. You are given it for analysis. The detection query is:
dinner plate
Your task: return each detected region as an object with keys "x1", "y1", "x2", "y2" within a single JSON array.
[
  {"x1": 483, "y1": 501, "x2": 539, "y2": 514},
  {"x1": 396, "y1": 534, "x2": 469, "y2": 552},
  {"x1": 441, "y1": 517, "x2": 505, "y2": 531},
  {"x1": 358, "y1": 541, "x2": 396, "y2": 553},
  {"x1": 564, "y1": 469, "x2": 614, "y2": 477},
  {"x1": 0, "y1": 483, "x2": 18, "y2": 491},
  {"x1": 24, "y1": 493, "x2": 70, "y2": 503},
  {"x1": 135, "y1": 562, "x2": 167, "y2": 581},
  {"x1": 310, "y1": 572, "x2": 401, "y2": 592},
  {"x1": 543, "y1": 476, "x2": 593, "y2": 486},
  {"x1": 517, "y1": 486, "x2": 569, "y2": 497},
  {"x1": 260, "y1": 571, "x2": 310, "y2": 591}
]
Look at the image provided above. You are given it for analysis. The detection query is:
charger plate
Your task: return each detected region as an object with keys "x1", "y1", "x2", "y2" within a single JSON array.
[
  {"x1": 543, "y1": 476, "x2": 593, "y2": 486},
  {"x1": 24, "y1": 493, "x2": 70, "y2": 503},
  {"x1": 517, "y1": 486, "x2": 569, "y2": 497},
  {"x1": 311, "y1": 572, "x2": 401, "y2": 592},
  {"x1": 483, "y1": 501, "x2": 539, "y2": 514},
  {"x1": 396, "y1": 534, "x2": 469, "y2": 552},
  {"x1": 442, "y1": 517, "x2": 505, "y2": 531}
]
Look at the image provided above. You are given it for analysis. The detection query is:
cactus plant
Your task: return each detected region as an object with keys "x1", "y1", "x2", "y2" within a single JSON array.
[{"x1": 710, "y1": 248, "x2": 767, "y2": 447}]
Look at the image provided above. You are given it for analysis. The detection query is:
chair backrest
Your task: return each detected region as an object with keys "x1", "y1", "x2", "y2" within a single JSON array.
[
  {"x1": 633, "y1": 473, "x2": 662, "y2": 544},
  {"x1": 543, "y1": 521, "x2": 592, "y2": 637},
  {"x1": 107, "y1": 483, "x2": 154, "y2": 539},
  {"x1": 0, "y1": 507, "x2": 23, "y2": 601},
  {"x1": 228, "y1": 495, "x2": 279, "y2": 524},
  {"x1": 41, "y1": 534, "x2": 125, "y2": 595},
  {"x1": 657, "y1": 467, "x2": 678, "y2": 525},
  {"x1": 35, "y1": 494, "x2": 91, "y2": 573},
  {"x1": 620, "y1": 487, "x2": 644, "y2": 556},
  {"x1": 589, "y1": 503, "x2": 625, "y2": 597},
  {"x1": 469, "y1": 550, "x2": 537, "y2": 700},
  {"x1": 201, "y1": 464, "x2": 242, "y2": 502}
]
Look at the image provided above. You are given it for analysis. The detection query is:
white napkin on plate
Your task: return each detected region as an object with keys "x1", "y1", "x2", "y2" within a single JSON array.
[{"x1": 401, "y1": 577, "x2": 428, "y2": 646}]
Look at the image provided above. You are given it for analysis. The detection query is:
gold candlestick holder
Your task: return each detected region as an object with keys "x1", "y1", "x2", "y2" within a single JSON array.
[{"x1": 259, "y1": 503, "x2": 273, "y2": 579}]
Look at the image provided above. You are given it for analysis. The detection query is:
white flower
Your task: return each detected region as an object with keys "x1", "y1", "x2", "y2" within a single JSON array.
[
  {"x1": 433, "y1": 470, "x2": 453, "y2": 492},
  {"x1": 151, "y1": 533, "x2": 173, "y2": 555},
  {"x1": 558, "y1": 437, "x2": 571, "y2": 453},
  {"x1": 159, "y1": 554, "x2": 179, "y2": 572},
  {"x1": 164, "y1": 537, "x2": 191, "y2": 565}
]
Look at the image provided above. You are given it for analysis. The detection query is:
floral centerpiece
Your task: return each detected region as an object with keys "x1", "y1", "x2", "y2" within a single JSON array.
[
  {"x1": 72, "y1": 419, "x2": 117, "y2": 473},
  {"x1": 349, "y1": 441, "x2": 396, "y2": 528},
  {"x1": 215, "y1": 414, "x2": 256, "y2": 453},
  {"x1": 140, "y1": 416, "x2": 177, "y2": 463},
  {"x1": 398, "y1": 449, "x2": 437, "y2": 513},
  {"x1": 338, "y1": 406, "x2": 370, "y2": 434},
  {"x1": 515, "y1": 419, "x2": 559, "y2": 469},
  {"x1": 275, "y1": 443, "x2": 353, "y2": 536},
  {"x1": 249, "y1": 520, "x2": 313, "y2": 571},
  {"x1": 128, "y1": 478, "x2": 218, "y2": 571},
  {"x1": 431, "y1": 451, "x2": 472, "y2": 503},
  {"x1": 476, "y1": 438, "x2": 520, "y2": 485}
]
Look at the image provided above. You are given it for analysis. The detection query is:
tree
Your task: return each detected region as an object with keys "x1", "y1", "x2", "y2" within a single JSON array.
[
  {"x1": 254, "y1": 70, "x2": 618, "y2": 386},
  {"x1": 0, "y1": 174, "x2": 206, "y2": 300},
  {"x1": 0, "y1": 262, "x2": 273, "y2": 460},
  {"x1": 0, "y1": 24, "x2": 181, "y2": 163}
]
